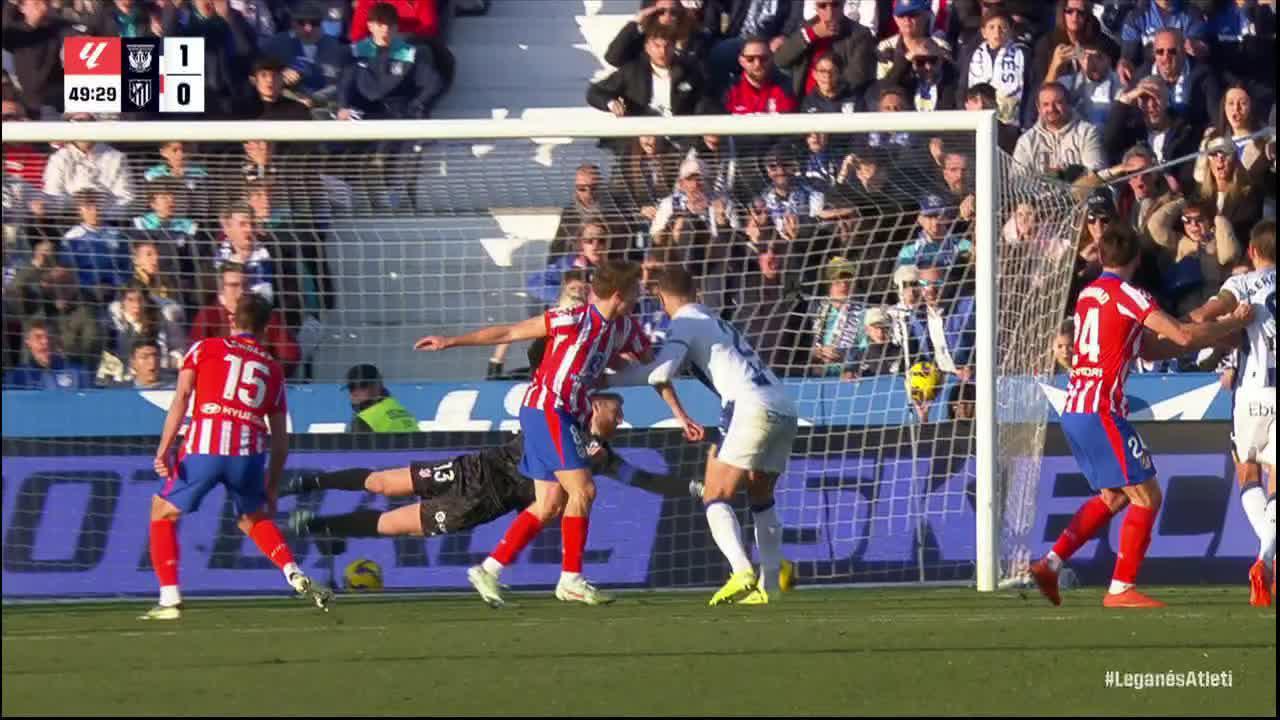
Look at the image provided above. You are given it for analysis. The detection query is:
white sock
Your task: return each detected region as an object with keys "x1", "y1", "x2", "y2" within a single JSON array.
[
  {"x1": 159, "y1": 585, "x2": 182, "y2": 607},
  {"x1": 282, "y1": 561, "x2": 301, "y2": 580},
  {"x1": 706, "y1": 502, "x2": 752, "y2": 575},
  {"x1": 1045, "y1": 551, "x2": 1063, "y2": 572},
  {"x1": 1263, "y1": 496, "x2": 1276, "y2": 563},
  {"x1": 752, "y1": 504, "x2": 782, "y2": 592},
  {"x1": 1108, "y1": 579, "x2": 1133, "y2": 595},
  {"x1": 482, "y1": 556, "x2": 504, "y2": 577},
  {"x1": 1240, "y1": 486, "x2": 1269, "y2": 555},
  {"x1": 559, "y1": 571, "x2": 581, "y2": 584}
]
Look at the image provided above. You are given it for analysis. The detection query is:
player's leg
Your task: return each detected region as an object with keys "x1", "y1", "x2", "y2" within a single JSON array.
[
  {"x1": 284, "y1": 467, "x2": 414, "y2": 496},
  {"x1": 741, "y1": 413, "x2": 799, "y2": 601},
  {"x1": 1104, "y1": 476, "x2": 1163, "y2": 608},
  {"x1": 140, "y1": 455, "x2": 219, "y2": 620},
  {"x1": 466, "y1": 480, "x2": 564, "y2": 609},
  {"x1": 554, "y1": 466, "x2": 614, "y2": 605},
  {"x1": 702, "y1": 449, "x2": 755, "y2": 605}
]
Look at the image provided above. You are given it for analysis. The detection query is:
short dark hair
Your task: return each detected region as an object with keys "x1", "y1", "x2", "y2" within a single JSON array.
[
  {"x1": 73, "y1": 189, "x2": 102, "y2": 208},
  {"x1": 591, "y1": 261, "x2": 643, "y2": 301},
  {"x1": 741, "y1": 35, "x2": 770, "y2": 53},
  {"x1": 966, "y1": 83, "x2": 997, "y2": 108},
  {"x1": 656, "y1": 265, "x2": 697, "y2": 299},
  {"x1": 646, "y1": 23, "x2": 679, "y2": 44},
  {"x1": 367, "y1": 2, "x2": 399, "y2": 27},
  {"x1": 130, "y1": 337, "x2": 160, "y2": 356},
  {"x1": 147, "y1": 179, "x2": 181, "y2": 202},
  {"x1": 1098, "y1": 224, "x2": 1142, "y2": 268},
  {"x1": 1181, "y1": 197, "x2": 1215, "y2": 220},
  {"x1": 562, "y1": 268, "x2": 590, "y2": 286},
  {"x1": 24, "y1": 317, "x2": 48, "y2": 337},
  {"x1": 219, "y1": 262, "x2": 246, "y2": 286},
  {"x1": 222, "y1": 202, "x2": 254, "y2": 221},
  {"x1": 1250, "y1": 220, "x2": 1276, "y2": 263},
  {"x1": 234, "y1": 293, "x2": 273, "y2": 335}
]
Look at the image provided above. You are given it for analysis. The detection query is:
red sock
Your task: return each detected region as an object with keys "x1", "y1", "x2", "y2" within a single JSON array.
[
  {"x1": 149, "y1": 519, "x2": 179, "y2": 587},
  {"x1": 248, "y1": 519, "x2": 296, "y2": 570},
  {"x1": 1112, "y1": 504, "x2": 1157, "y2": 585},
  {"x1": 489, "y1": 511, "x2": 543, "y2": 565},
  {"x1": 561, "y1": 515, "x2": 588, "y2": 573},
  {"x1": 1051, "y1": 496, "x2": 1115, "y2": 561}
]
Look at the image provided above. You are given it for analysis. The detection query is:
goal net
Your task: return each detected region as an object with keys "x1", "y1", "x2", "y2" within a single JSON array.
[{"x1": 0, "y1": 113, "x2": 1078, "y2": 599}]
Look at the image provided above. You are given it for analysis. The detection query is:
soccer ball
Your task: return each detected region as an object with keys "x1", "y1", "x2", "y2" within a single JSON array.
[
  {"x1": 908, "y1": 362, "x2": 942, "y2": 402},
  {"x1": 343, "y1": 558, "x2": 384, "y2": 592}
]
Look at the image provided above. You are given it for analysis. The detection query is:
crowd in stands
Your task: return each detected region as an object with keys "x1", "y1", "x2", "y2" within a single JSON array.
[{"x1": 2, "y1": 0, "x2": 1278, "y2": 417}]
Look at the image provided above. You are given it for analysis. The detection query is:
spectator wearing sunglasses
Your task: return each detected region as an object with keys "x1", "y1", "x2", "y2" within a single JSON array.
[
  {"x1": 1147, "y1": 194, "x2": 1241, "y2": 315},
  {"x1": 886, "y1": 38, "x2": 959, "y2": 112},
  {"x1": 800, "y1": 53, "x2": 861, "y2": 113},
  {"x1": 896, "y1": 194, "x2": 973, "y2": 269},
  {"x1": 907, "y1": 263, "x2": 975, "y2": 385},
  {"x1": 526, "y1": 222, "x2": 614, "y2": 306},
  {"x1": 1067, "y1": 189, "x2": 1111, "y2": 302},
  {"x1": 263, "y1": 1, "x2": 349, "y2": 112},
  {"x1": 774, "y1": 0, "x2": 877, "y2": 102},
  {"x1": 1195, "y1": 133, "x2": 1268, "y2": 243},
  {"x1": 1135, "y1": 27, "x2": 1220, "y2": 133},
  {"x1": 1031, "y1": 0, "x2": 1120, "y2": 92},
  {"x1": 1118, "y1": 0, "x2": 1208, "y2": 71},
  {"x1": 723, "y1": 36, "x2": 798, "y2": 115},
  {"x1": 1102, "y1": 78, "x2": 1199, "y2": 178}
]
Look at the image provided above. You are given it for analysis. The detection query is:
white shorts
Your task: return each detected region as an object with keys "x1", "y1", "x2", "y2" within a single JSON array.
[
  {"x1": 1232, "y1": 389, "x2": 1276, "y2": 467},
  {"x1": 715, "y1": 402, "x2": 798, "y2": 475}
]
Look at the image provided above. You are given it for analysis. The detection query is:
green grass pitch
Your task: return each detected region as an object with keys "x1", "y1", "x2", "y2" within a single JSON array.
[{"x1": 3, "y1": 586, "x2": 1274, "y2": 716}]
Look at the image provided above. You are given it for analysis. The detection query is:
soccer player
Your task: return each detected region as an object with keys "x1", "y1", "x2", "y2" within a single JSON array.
[
  {"x1": 1029, "y1": 226, "x2": 1254, "y2": 608},
  {"x1": 1187, "y1": 220, "x2": 1276, "y2": 606},
  {"x1": 607, "y1": 267, "x2": 798, "y2": 605},
  {"x1": 415, "y1": 261, "x2": 702, "y2": 605},
  {"x1": 142, "y1": 295, "x2": 331, "y2": 620}
]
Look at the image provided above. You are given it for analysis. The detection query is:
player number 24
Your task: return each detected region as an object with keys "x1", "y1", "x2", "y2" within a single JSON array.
[
  {"x1": 221, "y1": 355, "x2": 270, "y2": 408},
  {"x1": 1073, "y1": 307, "x2": 1101, "y2": 364}
]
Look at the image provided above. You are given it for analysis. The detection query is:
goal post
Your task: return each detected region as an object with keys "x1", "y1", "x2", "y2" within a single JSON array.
[{"x1": 1, "y1": 111, "x2": 1077, "y2": 598}]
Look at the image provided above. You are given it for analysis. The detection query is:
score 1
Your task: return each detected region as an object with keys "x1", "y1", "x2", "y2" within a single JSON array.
[{"x1": 160, "y1": 38, "x2": 205, "y2": 113}]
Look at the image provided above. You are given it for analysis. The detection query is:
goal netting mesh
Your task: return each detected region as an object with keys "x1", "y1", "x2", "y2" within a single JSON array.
[{"x1": 1, "y1": 116, "x2": 1079, "y2": 598}]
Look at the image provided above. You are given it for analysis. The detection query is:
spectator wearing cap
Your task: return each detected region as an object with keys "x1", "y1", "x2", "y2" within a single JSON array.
[
  {"x1": 1118, "y1": 0, "x2": 1208, "y2": 74},
  {"x1": 1047, "y1": 37, "x2": 1122, "y2": 128},
  {"x1": 264, "y1": 1, "x2": 348, "y2": 112},
  {"x1": 605, "y1": 0, "x2": 712, "y2": 69},
  {"x1": 1205, "y1": 0, "x2": 1276, "y2": 90},
  {"x1": 86, "y1": 0, "x2": 153, "y2": 38},
  {"x1": 964, "y1": 83, "x2": 1021, "y2": 153},
  {"x1": 3, "y1": 319, "x2": 93, "y2": 390},
  {"x1": 1195, "y1": 133, "x2": 1268, "y2": 242},
  {"x1": 63, "y1": 191, "x2": 131, "y2": 303},
  {"x1": 337, "y1": 2, "x2": 444, "y2": 121},
  {"x1": 41, "y1": 116, "x2": 134, "y2": 216},
  {"x1": 957, "y1": 9, "x2": 1035, "y2": 127},
  {"x1": 1032, "y1": 0, "x2": 1120, "y2": 92},
  {"x1": 896, "y1": 194, "x2": 973, "y2": 268},
  {"x1": 1147, "y1": 194, "x2": 1240, "y2": 315},
  {"x1": 527, "y1": 222, "x2": 612, "y2": 306},
  {"x1": 874, "y1": 0, "x2": 953, "y2": 83},
  {"x1": 588, "y1": 24, "x2": 707, "y2": 118},
  {"x1": 845, "y1": 305, "x2": 907, "y2": 380},
  {"x1": 650, "y1": 157, "x2": 740, "y2": 247},
  {"x1": 908, "y1": 263, "x2": 975, "y2": 384},
  {"x1": 1, "y1": 0, "x2": 74, "y2": 117},
  {"x1": 887, "y1": 36, "x2": 959, "y2": 113},
  {"x1": 808, "y1": 256, "x2": 867, "y2": 377},
  {"x1": 1103, "y1": 78, "x2": 1198, "y2": 176},
  {"x1": 159, "y1": 0, "x2": 257, "y2": 118},
  {"x1": 1012, "y1": 82, "x2": 1105, "y2": 177},
  {"x1": 800, "y1": 53, "x2": 861, "y2": 113},
  {"x1": 346, "y1": 363, "x2": 419, "y2": 433},
  {"x1": 189, "y1": 264, "x2": 301, "y2": 377},
  {"x1": 239, "y1": 56, "x2": 314, "y2": 120},
  {"x1": 774, "y1": 0, "x2": 877, "y2": 102},
  {"x1": 723, "y1": 36, "x2": 798, "y2": 115},
  {"x1": 1137, "y1": 28, "x2": 1220, "y2": 132}
]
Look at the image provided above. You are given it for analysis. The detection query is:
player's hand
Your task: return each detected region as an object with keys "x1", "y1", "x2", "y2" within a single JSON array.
[
  {"x1": 1229, "y1": 302, "x2": 1254, "y2": 326},
  {"x1": 959, "y1": 194, "x2": 976, "y2": 220},
  {"x1": 1116, "y1": 58, "x2": 1135, "y2": 87},
  {"x1": 153, "y1": 453, "x2": 171, "y2": 478},
  {"x1": 608, "y1": 98, "x2": 627, "y2": 117},
  {"x1": 1219, "y1": 368, "x2": 1235, "y2": 392},
  {"x1": 679, "y1": 417, "x2": 706, "y2": 442},
  {"x1": 414, "y1": 335, "x2": 451, "y2": 351}
]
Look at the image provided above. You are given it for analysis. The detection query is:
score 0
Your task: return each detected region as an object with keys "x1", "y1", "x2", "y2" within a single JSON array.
[{"x1": 160, "y1": 37, "x2": 205, "y2": 113}]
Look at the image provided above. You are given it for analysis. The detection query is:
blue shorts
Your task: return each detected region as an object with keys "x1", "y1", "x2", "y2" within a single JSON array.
[
  {"x1": 1060, "y1": 413, "x2": 1157, "y2": 491},
  {"x1": 160, "y1": 453, "x2": 268, "y2": 516},
  {"x1": 517, "y1": 406, "x2": 590, "y2": 482}
]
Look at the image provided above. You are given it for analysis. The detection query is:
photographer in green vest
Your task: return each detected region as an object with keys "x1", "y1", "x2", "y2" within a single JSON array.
[{"x1": 346, "y1": 364, "x2": 419, "y2": 433}]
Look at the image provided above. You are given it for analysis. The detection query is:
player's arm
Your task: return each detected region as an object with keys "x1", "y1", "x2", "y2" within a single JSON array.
[
  {"x1": 414, "y1": 313, "x2": 547, "y2": 351},
  {"x1": 153, "y1": 368, "x2": 196, "y2": 478},
  {"x1": 654, "y1": 380, "x2": 705, "y2": 441},
  {"x1": 1139, "y1": 303, "x2": 1253, "y2": 362},
  {"x1": 265, "y1": 410, "x2": 289, "y2": 513},
  {"x1": 1186, "y1": 289, "x2": 1239, "y2": 324}
]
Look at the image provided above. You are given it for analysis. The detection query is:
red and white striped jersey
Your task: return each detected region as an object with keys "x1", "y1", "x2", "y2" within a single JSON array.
[
  {"x1": 180, "y1": 334, "x2": 287, "y2": 456},
  {"x1": 523, "y1": 305, "x2": 649, "y2": 425},
  {"x1": 1064, "y1": 273, "x2": 1155, "y2": 417}
]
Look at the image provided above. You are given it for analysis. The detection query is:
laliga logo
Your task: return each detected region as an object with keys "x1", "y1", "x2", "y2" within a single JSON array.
[{"x1": 80, "y1": 41, "x2": 108, "y2": 70}]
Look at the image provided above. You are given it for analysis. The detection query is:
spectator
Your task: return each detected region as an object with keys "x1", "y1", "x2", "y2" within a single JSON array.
[
  {"x1": 808, "y1": 256, "x2": 866, "y2": 377},
  {"x1": 1147, "y1": 195, "x2": 1240, "y2": 314},
  {"x1": 1052, "y1": 317, "x2": 1073, "y2": 373},
  {"x1": 1032, "y1": 0, "x2": 1120, "y2": 90},
  {"x1": 2, "y1": 100, "x2": 47, "y2": 188},
  {"x1": 609, "y1": 135, "x2": 681, "y2": 233},
  {"x1": 800, "y1": 53, "x2": 860, "y2": 113},
  {"x1": 549, "y1": 164, "x2": 623, "y2": 262},
  {"x1": 684, "y1": 133, "x2": 741, "y2": 200},
  {"x1": 338, "y1": 2, "x2": 444, "y2": 121},
  {"x1": 314, "y1": 0, "x2": 353, "y2": 39},
  {"x1": 527, "y1": 222, "x2": 612, "y2": 306},
  {"x1": 939, "y1": 152, "x2": 976, "y2": 225},
  {"x1": 111, "y1": 337, "x2": 176, "y2": 389},
  {"x1": 344, "y1": 362, "x2": 419, "y2": 433},
  {"x1": 239, "y1": 55, "x2": 313, "y2": 120},
  {"x1": 863, "y1": 84, "x2": 918, "y2": 155},
  {"x1": 1050, "y1": 38, "x2": 1121, "y2": 127},
  {"x1": 964, "y1": 83, "x2": 1021, "y2": 153},
  {"x1": 800, "y1": 133, "x2": 842, "y2": 188},
  {"x1": 892, "y1": 38, "x2": 959, "y2": 112},
  {"x1": 3, "y1": 319, "x2": 93, "y2": 390},
  {"x1": 2, "y1": 0, "x2": 73, "y2": 117},
  {"x1": 63, "y1": 191, "x2": 130, "y2": 302},
  {"x1": 42, "y1": 115, "x2": 134, "y2": 216},
  {"x1": 957, "y1": 8, "x2": 1035, "y2": 127},
  {"x1": 756, "y1": 150, "x2": 835, "y2": 234},
  {"x1": 1012, "y1": 82, "x2": 1105, "y2": 176},
  {"x1": 189, "y1": 264, "x2": 301, "y2": 376},
  {"x1": 143, "y1": 141, "x2": 211, "y2": 220},
  {"x1": 845, "y1": 305, "x2": 906, "y2": 380},
  {"x1": 838, "y1": 146, "x2": 916, "y2": 301},
  {"x1": 1196, "y1": 133, "x2": 1268, "y2": 242},
  {"x1": 126, "y1": 236, "x2": 185, "y2": 325},
  {"x1": 1109, "y1": 145, "x2": 1175, "y2": 239},
  {"x1": 132, "y1": 179, "x2": 198, "y2": 240},
  {"x1": 160, "y1": 0, "x2": 258, "y2": 118},
  {"x1": 954, "y1": 0, "x2": 1051, "y2": 49},
  {"x1": 909, "y1": 263, "x2": 975, "y2": 384},
  {"x1": 705, "y1": 0, "x2": 799, "y2": 93},
  {"x1": 229, "y1": 0, "x2": 277, "y2": 44},
  {"x1": 1067, "y1": 189, "x2": 1110, "y2": 301},
  {"x1": 214, "y1": 203, "x2": 275, "y2": 302},
  {"x1": 948, "y1": 379, "x2": 977, "y2": 420},
  {"x1": 875, "y1": 0, "x2": 953, "y2": 83},
  {"x1": 1118, "y1": 0, "x2": 1208, "y2": 75},
  {"x1": 86, "y1": 0, "x2": 152, "y2": 37},
  {"x1": 650, "y1": 157, "x2": 739, "y2": 247},
  {"x1": 733, "y1": 238, "x2": 804, "y2": 375},
  {"x1": 1001, "y1": 199, "x2": 1064, "y2": 257},
  {"x1": 887, "y1": 263, "x2": 921, "y2": 346},
  {"x1": 1102, "y1": 78, "x2": 1199, "y2": 180},
  {"x1": 263, "y1": 1, "x2": 348, "y2": 112},
  {"x1": 1137, "y1": 27, "x2": 1220, "y2": 132},
  {"x1": 107, "y1": 281, "x2": 186, "y2": 369},
  {"x1": 589, "y1": 24, "x2": 706, "y2": 118},
  {"x1": 350, "y1": 0, "x2": 443, "y2": 42},
  {"x1": 605, "y1": 0, "x2": 711, "y2": 68},
  {"x1": 635, "y1": 254, "x2": 672, "y2": 347},
  {"x1": 723, "y1": 36, "x2": 798, "y2": 115},
  {"x1": 1193, "y1": 83, "x2": 1270, "y2": 185},
  {"x1": 1206, "y1": 0, "x2": 1276, "y2": 89},
  {"x1": 896, "y1": 194, "x2": 973, "y2": 268},
  {"x1": 774, "y1": 0, "x2": 877, "y2": 102}
]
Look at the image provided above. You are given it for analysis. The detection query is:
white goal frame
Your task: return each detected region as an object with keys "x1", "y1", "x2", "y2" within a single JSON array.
[{"x1": 3, "y1": 111, "x2": 1004, "y2": 591}]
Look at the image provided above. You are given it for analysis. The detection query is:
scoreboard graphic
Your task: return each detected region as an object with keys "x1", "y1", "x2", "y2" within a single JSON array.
[{"x1": 64, "y1": 37, "x2": 205, "y2": 114}]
